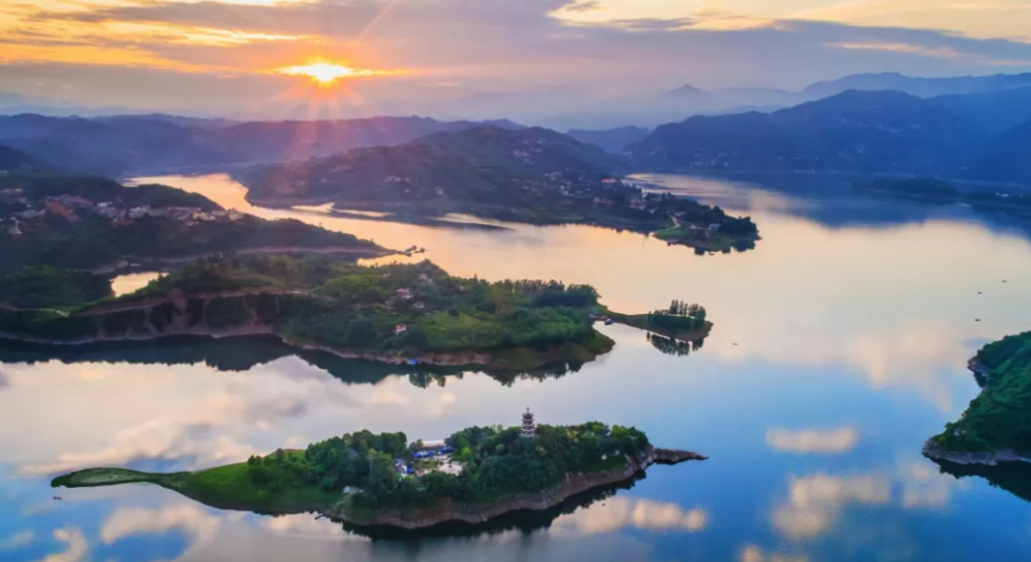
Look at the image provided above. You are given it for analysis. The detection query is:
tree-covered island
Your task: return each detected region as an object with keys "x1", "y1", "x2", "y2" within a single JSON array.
[
  {"x1": 236, "y1": 126, "x2": 760, "y2": 253},
  {"x1": 924, "y1": 331, "x2": 1031, "y2": 465},
  {"x1": 855, "y1": 177, "x2": 1031, "y2": 218},
  {"x1": 53, "y1": 414, "x2": 706, "y2": 530},
  {"x1": 0, "y1": 254, "x2": 713, "y2": 370}
]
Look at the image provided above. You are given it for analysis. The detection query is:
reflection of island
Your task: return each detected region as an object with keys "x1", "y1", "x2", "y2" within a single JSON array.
[
  {"x1": 931, "y1": 459, "x2": 1031, "y2": 504},
  {"x1": 340, "y1": 477, "x2": 642, "y2": 540},
  {"x1": 0, "y1": 255, "x2": 713, "y2": 372},
  {"x1": 647, "y1": 333, "x2": 705, "y2": 357},
  {"x1": 923, "y1": 331, "x2": 1031, "y2": 466},
  {"x1": 53, "y1": 414, "x2": 705, "y2": 532},
  {"x1": 0, "y1": 336, "x2": 582, "y2": 388}
]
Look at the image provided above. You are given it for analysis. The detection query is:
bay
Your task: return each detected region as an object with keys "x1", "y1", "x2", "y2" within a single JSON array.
[{"x1": 3, "y1": 173, "x2": 1030, "y2": 562}]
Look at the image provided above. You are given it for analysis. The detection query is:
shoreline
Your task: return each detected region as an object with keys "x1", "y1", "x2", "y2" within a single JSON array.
[
  {"x1": 88, "y1": 245, "x2": 395, "y2": 275},
  {"x1": 330, "y1": 448, "x2": 706, "y2": 530},
  {"x1": 921, "y1": 439, "x2": 1031, "y2": 467}
]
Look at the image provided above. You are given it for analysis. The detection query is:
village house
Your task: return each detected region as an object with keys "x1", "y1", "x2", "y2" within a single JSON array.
[
  {"x1": 394, "y1": 324, "x2": 408, "y2": 336},
  {"x1": 396, "y1": 288, "x2": 414, "y2": 300}
]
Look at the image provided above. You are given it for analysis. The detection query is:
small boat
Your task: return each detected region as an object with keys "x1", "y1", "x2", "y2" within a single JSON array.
[{"x1": 53, "y1": 496, "x2": 62, "y2": 500}]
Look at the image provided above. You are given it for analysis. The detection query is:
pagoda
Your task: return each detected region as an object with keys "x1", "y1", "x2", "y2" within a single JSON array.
[{"x1": 521, "y1": 408, "x2": 536, "y2": 438}]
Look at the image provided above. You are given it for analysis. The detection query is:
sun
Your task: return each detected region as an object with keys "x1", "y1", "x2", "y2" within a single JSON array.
[{"x1": 276, "y1": 62, "x2": 384, "y2": 86}]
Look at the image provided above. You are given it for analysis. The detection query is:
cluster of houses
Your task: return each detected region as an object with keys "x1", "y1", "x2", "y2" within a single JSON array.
[{"x1": 3, "y1": 191, "x2": 246, "y2": 236}]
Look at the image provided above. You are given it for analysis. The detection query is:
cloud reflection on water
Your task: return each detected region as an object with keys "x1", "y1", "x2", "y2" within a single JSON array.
[
  {"x1": 766, "y1": 427, "x2": 859, "y2": 454},
  {"x1": 551, "y1": 497, "x2": 708, "y2": 535}
]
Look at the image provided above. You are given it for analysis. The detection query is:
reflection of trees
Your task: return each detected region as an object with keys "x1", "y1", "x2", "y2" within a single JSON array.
[
  {"x1": 932, "y1": 459, "x2": 1031, "y2": 504},
  {"x1": 647, "y1": 333, "x2": 705, "y2": 357},
  {"x1": 335, "y1": 474, "x2": 644, "y2": 542},
  {"x1": 0, "y1": 337, "x2": 581, "y2": 389}
]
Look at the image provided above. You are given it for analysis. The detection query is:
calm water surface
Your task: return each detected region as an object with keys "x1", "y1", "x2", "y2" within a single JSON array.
[{"x1": 3, "y1": 173, "x2": 1031, "y2": 561}]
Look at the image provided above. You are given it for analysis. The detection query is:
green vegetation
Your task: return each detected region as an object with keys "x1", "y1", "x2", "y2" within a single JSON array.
[
  {"x1": 856, "y1": 177, "x2": 1031, "y2": 218},
  {"x1": 606, "y1": 300, "x2": 711, "y2": 341},
  {"x1": 931, "y1": 331, "x2": 1031, "y2": 454},
  {"x1": 0, "y1": 266, "x2": 111, "y2": 309},
  {"x1": 0, "y1": 174, "x2": 385, "y2": 272},
  {"x1": 53, "y1": 422, "x2": 652, "y2": 519},
  {"x1": 238, "y1": 126, "x2": 759, "y2": 252},
  {"x1": 0, "y1": 255, "x2": 706, "y2": 368}
]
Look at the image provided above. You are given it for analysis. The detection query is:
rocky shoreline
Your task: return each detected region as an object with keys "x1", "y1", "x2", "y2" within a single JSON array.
[
  {"x1": 327, "y1": 446, "x2": 706, "y2": 530},
  {"x1": 922, "y1": 439, "x2": 1031, "y2": 466}
]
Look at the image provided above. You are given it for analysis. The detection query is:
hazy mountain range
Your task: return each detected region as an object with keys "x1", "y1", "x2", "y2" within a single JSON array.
[
  {"x1": 2, "y1": 71, "x2": 1031, "y2": 186},
  {"x1": 6, "y1": 72, "x2": 1031, "y2": 131},
  {"x1": 0, "y1": 114, "x2": 522, "y2": 176},
  {"x1": 630, "y1": 88, "x2": 1031, "y2": 183}
]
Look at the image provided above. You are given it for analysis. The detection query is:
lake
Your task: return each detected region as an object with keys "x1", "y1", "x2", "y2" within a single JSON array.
[{"x1": 2, "y1": 173, "x2": 1030, "y2": 561}]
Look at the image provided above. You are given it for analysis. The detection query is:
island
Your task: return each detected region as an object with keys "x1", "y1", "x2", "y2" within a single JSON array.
[
  {"x1": 0, "y1": 254, "x2": 712, "y2": 371},
  {"x1": 235, "y1": 126, "x2": 760, "y2": 253},
  {"x1": 52, "y1": 412, "x2": 706, "y2": 530},
  {"x1": 923, "y1": 331, "x2": 1031, "y2": 465},
  {"x1": 853, "y1": 177, "x2": 962, "y2": 204},
  {"x1": 855, "y1": 177, "x2": 1031, "y2": 218},
  {"x1": 0, "y1": 173, "x2": 389, "y2": 273}
]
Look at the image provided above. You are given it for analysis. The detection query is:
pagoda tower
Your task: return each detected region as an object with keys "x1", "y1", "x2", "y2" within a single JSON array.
[{"x1": 521, "y1": 408, "x2": 536, "y2": 438}]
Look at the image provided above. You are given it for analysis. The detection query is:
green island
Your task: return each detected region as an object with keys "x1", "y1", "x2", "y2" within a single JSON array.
[
  {"x1": 924, "y1": 331, "x2": 1031, "y2": 465},
  {"x1": 854, "y1": 177, "x2": 962, "y2": 204},
  {"x1": 855, "y1": 177, "x2": 1031, "y2": 217},
  {"x1": 0, "y1": 173, "x2": 389, "y2": 273},
  {"x1": 0, "y1": 254, "x2": 712, "y2": 370},
  {"x1": 53, "y1": 415, "x2": 706, "y2": 530},
  {"x1": 236, "y1": 126, "x2": 760, "y2": 253}
]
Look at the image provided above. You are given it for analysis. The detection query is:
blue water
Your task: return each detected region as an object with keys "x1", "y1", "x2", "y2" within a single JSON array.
[{"x1": 2, "y1": 173, "x2": 1030, "y2": 561}]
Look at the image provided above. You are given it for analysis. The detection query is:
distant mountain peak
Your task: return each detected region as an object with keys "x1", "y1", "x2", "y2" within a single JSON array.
[{"x1": 667, "y1": 84, "x2": 709, "y2": 98}]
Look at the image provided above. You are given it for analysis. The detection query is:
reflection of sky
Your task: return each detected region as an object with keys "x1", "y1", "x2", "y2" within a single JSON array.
[{"x1": 3, "y1": 173, "x2": 1031, "y2": 561}]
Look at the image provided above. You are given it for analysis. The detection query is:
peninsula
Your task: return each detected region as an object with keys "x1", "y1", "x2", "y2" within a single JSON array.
[
  {"x1": 53, "y1": 414, "x2": 706, "y2": 530},
  {"x1": 0, "y1": 255, "x2": 712, "y2": 370},
  {"x1": 235, "y1": 126, "x2": 760, "y2": 252},
  {"x1": 923, "y1": 331, "x2": 1031, "y2": 465},
  {"x1": 0, "y1": 173, "x2": 389, "y2": 273}
]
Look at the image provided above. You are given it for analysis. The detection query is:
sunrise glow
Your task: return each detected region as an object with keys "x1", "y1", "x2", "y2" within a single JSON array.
[{"x1": 275, "y1": 62, "x2": 385, "y2": 85}]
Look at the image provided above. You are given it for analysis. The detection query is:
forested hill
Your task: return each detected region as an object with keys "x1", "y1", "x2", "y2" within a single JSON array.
[
  {"x1": 0, "y1": 174, "x2": 385, "y2": 272},
  {"x1": 629, "y1": 89, "x2": 1031, "y2": 184},
  {"x1": 0, "y1": 114, "x2": 523, "y2": 177},
  {"x1": 927, "y1": 331, "x2": 1031, "y2": 458},
  {"x1": 238, "y1": 125, "x2": 621, "y2": 206},
  {"x1": 0, "y1": 144, "x2": 58, "y2": 175}
]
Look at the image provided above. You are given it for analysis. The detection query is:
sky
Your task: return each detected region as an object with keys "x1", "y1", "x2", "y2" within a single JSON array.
[{"x1": 1, "y1": 0, "x2": 1031, "y2": 119}]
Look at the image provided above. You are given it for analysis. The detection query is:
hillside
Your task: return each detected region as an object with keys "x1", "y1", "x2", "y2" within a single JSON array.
[
  {"x1": 238, "y1": 125, "x2": 759, "y2": 251},
  {"x1": 803, "y1": 72, "x2": 1031, "y2": 99},
  {"x1": 969, "y1": 118, "x2": 1031, "y2": 184},
  {"x1": 566, "y1": 126, "x2": 651, "y2": 153},
  {"x1": 630, "y1": 90, "x2": 1012, "y2": 178},
  {"x1": 0, "y1": 144, "x2": 56, "y2": 174},
  {"x1": 240, "y1": 125, "x2": 620, "y2": 208},
  {"x1": 925, "y1": 332, "x2": 1031, "y2": 463},
  {"x1": 0, "y1": 174, "x2": 385, "y2": 272}
]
